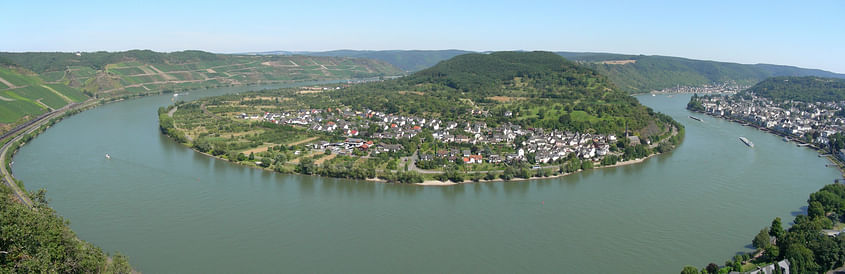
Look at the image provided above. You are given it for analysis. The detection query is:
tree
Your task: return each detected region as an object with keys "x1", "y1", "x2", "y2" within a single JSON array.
[
  {"x1": 680, "y1": 265, "x2": 698, "y2": 274},
  {"x1": 500, "y1": 166, "x2": 515, "y2": 180},
  {"x1": 784, "y1": 244, "x2": 819, "y2": 274},
  {"x1": 752, "y1": 228, "x2": 771, "y2": 250},
  {"x1": 769, "y1": 217, "x2": 785, "y2": 241},
  {"x1": 484, "y1": 172, "x2": 497, "y2": 181},
  {"x1": 705, "y1": 263, "x2": 719, "y2": 274},
  {"x1": 258, "y1": 158, "x2": 271, "y2": 168},
  {"x1": 296, "y1": 157, "x2": 315, "y2": 175},
  {"x1": 581, "y1": 160, "x2": 593, "y2": 170},
  {"x1": 248, "y1": 152, "x2": 255, "y2": 161},
  {"x1": 808, "y1": 201, "x2": 825, "y2": 219}
]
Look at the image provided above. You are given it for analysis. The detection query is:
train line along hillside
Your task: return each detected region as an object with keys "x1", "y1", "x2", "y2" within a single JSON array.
[{"x1": 0, "y1": 50, "x2": 402, "y2": 131}]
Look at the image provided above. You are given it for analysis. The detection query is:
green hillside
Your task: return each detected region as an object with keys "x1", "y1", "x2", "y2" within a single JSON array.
[
  {"x1": 559, "y1": 53, "x2": 845, "y2": 93},
  {"x1": 0, "y1": 50, "x2": 401, "y2": 95},
  {"x1": 743, "y1": 76, "x2": 845, "y2": 102},
  {"x1": 330, "y1": 51, "x2": 675, "y2": 136},
  {"x1": 302, "y1": 49, "x2": 473, "y2": 71},
  {"x1": 0, "y1": 67, "x2": 84, "y2": 124},
  {"x1": 271, "y1": 50, "x2": 845, "y2": 94},
  {"x1": 0, "y1": 50, "x2": 403, "y2": 127}
]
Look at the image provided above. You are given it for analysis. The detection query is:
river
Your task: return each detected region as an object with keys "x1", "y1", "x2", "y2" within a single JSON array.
[{"x1": 12, "y1": 87, "x2": 841, "y2": 273}]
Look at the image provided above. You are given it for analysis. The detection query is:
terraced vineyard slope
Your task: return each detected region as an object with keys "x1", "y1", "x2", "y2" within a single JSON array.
[{"x1": 0, "y1": 50, "x2": 402, "y2": 131}]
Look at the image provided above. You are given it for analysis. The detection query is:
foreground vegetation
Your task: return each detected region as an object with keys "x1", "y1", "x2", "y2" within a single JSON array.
[
  {"x1": 681, "y1": 183, "x2": 845, "y2": 274},
  {"x1": 1, "y1": 185, "x2": 131, "y2": 272},
  {"x1": 0, "y1": 100, "x2": 132, "y2": 272}
]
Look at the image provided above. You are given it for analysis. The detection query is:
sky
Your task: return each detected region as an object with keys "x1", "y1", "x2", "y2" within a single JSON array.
[{"x1": 3, "y1": 0, "x2": 844, "y2": 73}]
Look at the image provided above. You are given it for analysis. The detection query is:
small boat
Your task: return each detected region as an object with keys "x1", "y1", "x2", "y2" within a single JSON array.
[
  {"x1": 739, "y1": 137, "x2": 754, "y2": 148},
  {"x1": 783, "y1": 136, "x2": 789, "y2": 142},
  {"x1": 105, "y1": 153, "x2": 111, "y2": 160},
  {"x1": 689, "y1": 116, "x2": 703, "y2": 122}
]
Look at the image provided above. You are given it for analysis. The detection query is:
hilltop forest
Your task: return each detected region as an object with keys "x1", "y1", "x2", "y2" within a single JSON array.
[
  {"x1": 251, "y1": 50, "x2": 845, "y2": 94},
  {"x1": 332, "y1": 51, "x2": 670, "y2": 136},
  {"x1": 742, "y1": 76, "x2": 845, "y2": 102}
]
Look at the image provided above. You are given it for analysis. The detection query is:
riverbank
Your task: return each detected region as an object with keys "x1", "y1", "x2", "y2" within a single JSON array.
[
  {"x1": 414, "y1": 156, "x2": 652, "y2": 186},
  {"x1": 162, "y1": 107, "x2": 681, "y2": 186},
  {"x1": 690, "y1": 109, "x2": 819, "y2": 149},
  {"x1": 689, "y1": 108, "x2": 845, "y2": 177},
  {"x1": 165, "y1": 122, "x2": 678, "y2": 187}
]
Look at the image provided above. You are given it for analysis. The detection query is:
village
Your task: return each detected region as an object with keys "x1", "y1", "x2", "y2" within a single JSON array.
[
  {"x1": 652, "y1": 82, "x2": 748, "y2": 94},
  {"x1": 693, "y1": 93, "x2": 845, "y2": 146},
  {"x1": 242, "y1": 107, "x2": 623, "y2": 168}
]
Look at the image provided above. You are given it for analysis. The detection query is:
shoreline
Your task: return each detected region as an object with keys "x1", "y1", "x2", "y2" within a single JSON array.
[
  {"x1": 161, "y1": 91, "x2": 681, "y2": 187},
  {"x1": 173, "y1": 134, "x2": 666, "y2": 187},
  {"x1": 414, "y1": 156, "x2": 651, "y2": 186},
  {"x1": 689, "y1": 108, "x2": 845, "y2": 177}
]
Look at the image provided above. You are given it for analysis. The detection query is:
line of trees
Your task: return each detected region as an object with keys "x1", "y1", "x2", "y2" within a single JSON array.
[
  {"x1": 0, "y1": 187, "x2": 132, "y2": 272},
  {"x1": 682, "y1": 183, "x2": 845, "y2": 273}
]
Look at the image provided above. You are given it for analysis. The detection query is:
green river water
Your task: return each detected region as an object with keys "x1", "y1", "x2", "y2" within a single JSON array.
[{"x1": 12, "y1": 86, "x2": 841, "y2": 273}]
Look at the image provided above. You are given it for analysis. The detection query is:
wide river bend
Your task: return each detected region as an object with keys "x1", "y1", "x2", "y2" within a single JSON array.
[{"x1": 13, "y1": 87, "x2": 840, "y2": 273}]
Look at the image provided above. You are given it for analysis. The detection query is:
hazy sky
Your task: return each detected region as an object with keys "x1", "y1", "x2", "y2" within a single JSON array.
[{"x1": 3, "y1": 0, "x2": 844, "y2": 72}]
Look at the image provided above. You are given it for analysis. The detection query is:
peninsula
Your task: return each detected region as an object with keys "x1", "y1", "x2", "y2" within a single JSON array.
[{"x1": 162, "y1": 51, "x2": 683, "y2": 184}]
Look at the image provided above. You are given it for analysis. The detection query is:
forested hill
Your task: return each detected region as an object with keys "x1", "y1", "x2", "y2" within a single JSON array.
[
  {"x1": 743, "y1": 76, "x2": 845, "y2": 102},
  {"x1": 254, "y1": 49, "x2": 845, "y2": 93},
  {"x1": 328, "y1": 51, "x2": 676, "y2": 137},
  {"x1": 294, "y1": 50, "x2": 473, "y2": 72},
  {"x1": 558, "y1": 53, "x2": 845, "y2": 93}
]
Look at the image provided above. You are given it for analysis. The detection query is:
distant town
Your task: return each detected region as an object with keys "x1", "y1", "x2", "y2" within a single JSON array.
[
  {"x1": 689, "y1": 93, "x2": 845, "y2": 160},
  {"x1": 652, "y1": 82, "x2": 749, "y2": 94}
]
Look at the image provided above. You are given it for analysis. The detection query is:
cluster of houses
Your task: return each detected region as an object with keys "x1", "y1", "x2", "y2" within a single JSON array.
[
  {"x1": 245, "y1": 107, "x2": 621, "y2": 166},
  {"x1": 695, "y1": 94, "x2": 845, "y2": 146},
  {"x1": 427, "y1": 124, "x2": 615, "y2": 164},
  {"x1": 652, "y1": 82, "x2": 748, "y2": 94},
  {"x1": 310, "y1": 138, "x2": 405, "y2": 156}
]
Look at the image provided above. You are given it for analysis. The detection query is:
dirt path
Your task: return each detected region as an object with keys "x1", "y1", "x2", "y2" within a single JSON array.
[
  {"x1": 200, "y1": 103, "x2": 222, "y2": 119},
  {"x1": 288, "y1": 151, "x2": 316, "y2": 164},
  {"x1": 149, "y1": 65, "x2": 177, "y2": 81},
  {"x1": 287, "y1": 136, "x2": 319, "y2": 146},
  {"x1": 167, "y1": 106, "x2": 178, "y2": 117},
  {"x1": 34, "y1": 99, "x2": 51, "y2": 110},
  {"x1": 41, "y1": 85, "x2": 74, "y2": 103},
  {"x1": 0, "y1": 95, "x2": 13, "y2": 101},
  {"x1": 242, "y1": 144, "x2": 274, "y2": 154},
  {"x1": 314, "y1": 153, "x2": 337, "y2": 165},
  {"x1": 0, "y1": 76, "x2": 17, "y2": 89}
]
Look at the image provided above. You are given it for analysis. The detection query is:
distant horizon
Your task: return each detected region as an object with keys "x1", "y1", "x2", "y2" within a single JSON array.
[
  {"x1": 3, "y1": 47, "x2": 843, "y2": 74},
  {"x1": 3, "y1": 1, "x2": 843, "y2": 73}
]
